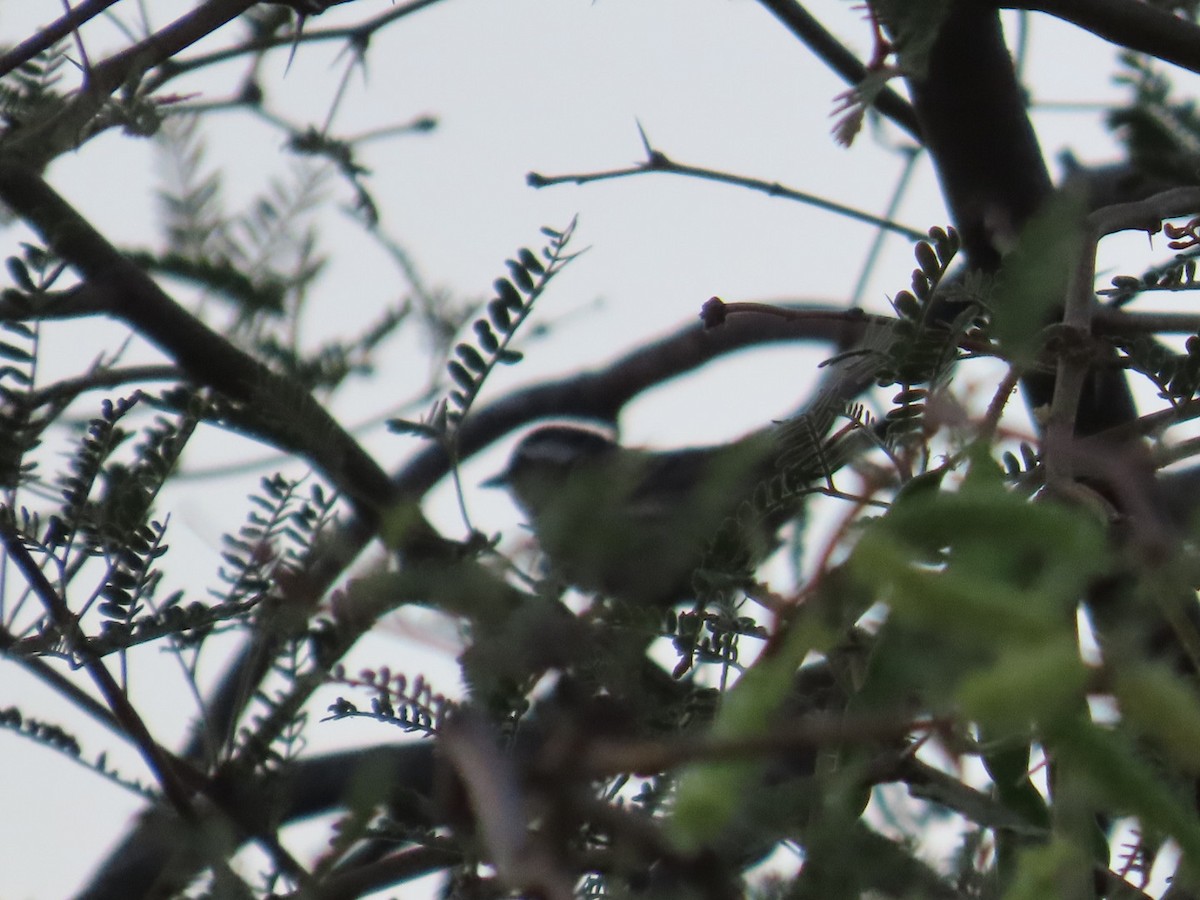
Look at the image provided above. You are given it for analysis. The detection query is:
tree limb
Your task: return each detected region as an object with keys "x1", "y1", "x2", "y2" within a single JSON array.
[
  {"x1": 1012, "y1": 0, "x2": 1200, "y2": 75},
  {"x1": 754, "y1": 0, "x2": 922, "y2": 141}
]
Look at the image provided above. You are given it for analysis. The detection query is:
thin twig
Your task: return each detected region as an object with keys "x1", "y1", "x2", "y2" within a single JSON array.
[
  {"x1": 753, "y1": 0, "x2": 922, "y2": 140},
  {"x1": 296, "y1": 842, "x2": 461, "y2": 900},
  {"x1": 580, "y1": 713, "x2": 945, "y2": 778},
  {"x1": 1045, "y1": 187, "x2": 1200, "y2": 488},
  {"x1": 3, "y1": 0, "x2": 259, "y2": 167},
  {"x1": 62, "y1": 0, "x2": 95, "y2": 87},
  {"x1": 852, "y1": 146, "x2": 923, "y2": 304},
  {"x1": 979, "y1": 365, "x2": 1023, "y2": 444},
  {"x1": 0, "y1": 162, "x2": 448, "y2": 550},
  {"x1": 0, "y1": 0, "x2": 121, "y2": 81},
  {"x1": 0, "y1": 520, "x2": 196, "y2": 816},
  {"x1": 441, "y1": 714, "x2": 576, "y2": 900},
  {"x1": 528, "y1": 133, "x2": 925, "y2": 242},
  {"x1": 1016, "y1": 0, "x2": 1200, "y2": 76},
  {"x1": 1, "y1": 623, "x2": 124, "y2": 736},
  {"x1": 26, "y1": 364, "x2": 181, "y2": 408},
  {"x1": 144, "y1": 0, "x2": 447, "y2": 92},
  {"x1": 1, "y1": 526, "x2": 317, "y2": 888}
]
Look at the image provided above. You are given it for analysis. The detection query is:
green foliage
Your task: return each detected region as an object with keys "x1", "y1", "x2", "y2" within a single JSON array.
[
  {"x1": 128, "y1": 250, "x2": 287, "y2": 318},
  {"x1": 389, "y1": 218, "x2": 581, "y2": 438},
  {"x1": 153, "y1": 119, "x2": 327, "y2": 329},
  {"x1": 852, "y1": 455, "x2": 1107, "y2": 665},
  {"x1": 841, "y1": 448, "x2": 1200, "y2": 888},
  {"x1": 666, "y1": 604, "x2": 768, "y2": 679},
  {"x1": 0, "y1": 43, "x2": 67, "y2": 131},
  {"x1": 1111, "y1": 52, "x2": 1200, "y2": 183},
  {"x1": 990, "y1": 190, "x2": 1088, "y2": 364},
  {"x1": 1121, "y1": 332, "x2": 1200, "y2": 406},
  {"x1": 872, "y1": 0, "x2": 953, "y2": 77},
  {"x1": 215, "y1": 474, "x2": 336, "y2": 611},
  {"x1": 0, "y1": 243, "x2": 72, "y2": 494},
  {"x1": 325, "y1": 665, "x2": 452, "y2": 735},
  {"x1": 670, "y1": 610, "x2": 840, "y2": 851},
  {"x1": 0, "y1": 317, "x2": 37, "y2": 491},
  {"x1": 69, "y1": 393, "x2": 200, "y2": 560},
  {"x1": 9, "y1": 5, "x2": 1200, "y2": 899},
  {"x1": 1099, "y1": 250, "x2": 1200, "y2": 309},
  {"x1": 877, "y1": 225, "x2": 977, "y2": 438},
  {"x1": 1000, "y1": 442, "x2": 1041, "y2": 479}
]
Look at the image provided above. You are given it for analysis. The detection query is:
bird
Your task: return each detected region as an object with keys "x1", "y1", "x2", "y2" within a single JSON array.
[{"x1": 483, "y1": 423, "x2": 819, "y2": 608}]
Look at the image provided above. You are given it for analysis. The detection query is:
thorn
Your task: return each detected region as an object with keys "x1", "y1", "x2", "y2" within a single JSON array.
[
  {"x1": 634, "y1": 118, "x2": 653, "y2": 157},
  {"x1": 285, "y1": 14, "x2": 306, "y2": 75}
]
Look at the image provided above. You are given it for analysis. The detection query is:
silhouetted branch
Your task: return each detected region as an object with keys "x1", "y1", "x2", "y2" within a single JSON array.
[
  {"x1": 0, "y1": 0, "x2": 121, "y2": 80},
  {"x1": 4, "y1": 0, "x2": 261, "y2": 167},
  {"x1": 1047, "y1": 187, "x2": 1200, "y2": 487},
  {"x1": 80, "y1": 743, "x2": 438, "y2": 900},
  {"x1": 1015, "y1": 0, "x2": 1200, "y2": 74},
  {"x1": 528, "y1": 125, "x2": 926, "y2": 242},
  {"x1": 0, "y1": 523, "x2": 197, "y2": 817},
  {"x1": 148, "y1": 0, "x2": 448, "y2": 91},
  {"x1": 754, "y1": 0, "x2": 922, "y2": 141},
  {"x1": 0, "y1": 162, "x2": 434, "y2": 544},
  {"x1": 394, "y1": 303, "x2": 883, "y2": 498}
]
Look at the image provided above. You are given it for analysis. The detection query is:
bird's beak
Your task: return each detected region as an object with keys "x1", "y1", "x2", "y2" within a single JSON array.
[{"x1": 481, "y1": 470, "x2": 509, "y2": 489}]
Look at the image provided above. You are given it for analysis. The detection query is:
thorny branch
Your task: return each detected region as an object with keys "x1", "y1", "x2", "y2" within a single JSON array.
[
  {"x1": 528, "y1": 125, "x2": 926, "y2": 242},
  {"x1": 0, "y1": 0, "x2": 122, "y2": 81},
  {"x1": 1045, "y1": 187, "x2": 1200, "y2": 489}
]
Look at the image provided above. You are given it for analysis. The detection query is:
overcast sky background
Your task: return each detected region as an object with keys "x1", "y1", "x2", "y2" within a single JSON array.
[{"x1": 1, "y1": 1, "x2": 1182, "y2": 896}]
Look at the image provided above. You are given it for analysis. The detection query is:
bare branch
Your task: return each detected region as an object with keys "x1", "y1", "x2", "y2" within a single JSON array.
[
  {"x1": 1013, "y1": 0, "x2": 1200, "y2": 75},
  {"x1": 754, "y1": 0, "x2": 922, "y2": 141},
  {"x1": 528, "y1": 133, "x2": 925, "y2": 241},
  {"x1": 0, "y1": 0, "x2": 122, "y2": 81},
  {"x1": 1046, "y1": 187, "x2": 1200, "y2": 487},
  {"x1": 0, "y1": 162, "x2": 453, "y2": 555},
  {"x1": 0, "y1": 521, "x2": 197, "y2": 816},
  {"x1": 146, "y1": 0, "x2": 449, "y2": 92}
]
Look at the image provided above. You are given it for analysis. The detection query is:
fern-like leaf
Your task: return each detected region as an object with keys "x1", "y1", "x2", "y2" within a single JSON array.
[{"x1": 389, "y1": 217, "x2": 582, "y2": 437}]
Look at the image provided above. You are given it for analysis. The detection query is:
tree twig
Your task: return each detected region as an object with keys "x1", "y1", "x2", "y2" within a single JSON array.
[
  {"x1": 0, "y1": 161, "x2": 453, "y2": 554},
  {"x1": 0, "y1": 0, "x2": 122, "y2": 81},
  {"x1": 1014, "y1": 0, "x2": 1200, "y2": 75},
  {"x1": 4, "y1": 0, "x2": 259, "y2": 167},
  {"x1": 0, "y1": 521, "x2": 196, "y2": 816},
  {"x1": 753, "y1": 0, "x2": 922, "y2": 140},
  {"x1": 1046, "y1": 187, "x2": 1200, "y2": 488},
  {"x1": 145, "y1": 0, "x2": 448, "y2": 92},
  {"x1": 528, "y1": 126, "x2": 925, "y2": 242}
]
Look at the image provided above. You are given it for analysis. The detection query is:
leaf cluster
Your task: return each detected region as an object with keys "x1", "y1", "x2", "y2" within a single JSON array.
[
  {"x1": 1111, "y1": 52, "x2": 1200, "y2": 184},
  {"x1": 0, "y1": 44, "x2": 67, "y2": 132},
  {"x1": 1121, "y1": 332, "x2": 1200, "y2": 406},
  {"x1": 325, "y1": 665, "x2": 452, "y2": 736},
  {"x1": 1099, "y1": 250, "x2": 1200, "y2": 308},
  {"x1": 390, "y1": 217, "x2": 581, "y2": 438},
  {"x1": 877, "y1": 226, "x2": 981, "y2": 437}
]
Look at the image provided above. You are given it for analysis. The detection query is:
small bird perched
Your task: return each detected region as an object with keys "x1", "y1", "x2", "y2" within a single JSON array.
[
  {"x1": 484, "y1": 424, "x2": 810, "y2": 608},
  {"x1": 483, "y1": 325, "x2": 889, "y2": 607}
]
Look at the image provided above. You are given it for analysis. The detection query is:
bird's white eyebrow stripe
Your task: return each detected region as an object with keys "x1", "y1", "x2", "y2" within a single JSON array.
[
  {"x1": 509, "y1": 424, "x2": 617, "y2": 468},
  {"x1": 515, "y1": 441, "x2": 584, "y2": 466}
]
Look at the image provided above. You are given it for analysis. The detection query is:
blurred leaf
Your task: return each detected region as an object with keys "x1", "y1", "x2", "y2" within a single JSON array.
[
  {"x1": 1002, "y1": 840, "x2": 1093, "y2": 900},
  {"x1": 1114, "y1": 662, "x2": 1200, "y2": 774},
  {"x1": 1049, "y1": 716, "x2": 1200, "y2": 863},
  {"x1": 959, "y1": 639, "x2": 1088, "y2": 732},
  {"x1": 990, "y1": 189, "x2": 1087, "y2": 364},
  {"x1": 871, "y1": 0, "x2": 952, "y2": 78},
  {"x1": 669, "y1": 612, "x2": 836, "y2": 851}
]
